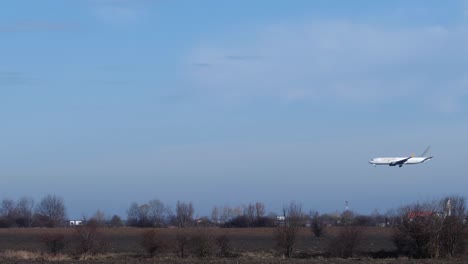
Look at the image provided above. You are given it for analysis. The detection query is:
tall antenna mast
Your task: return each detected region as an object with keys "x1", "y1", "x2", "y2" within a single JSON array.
[
  {"x1": 345, "y1": 201, "x2": 349, "y2": 211},
  {"x1": 446, "y1": 199, "x2": 452, "y2": 217}
]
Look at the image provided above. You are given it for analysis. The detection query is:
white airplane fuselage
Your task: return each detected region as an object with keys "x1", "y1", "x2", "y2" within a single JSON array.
[
  {"x1": 369, "y1": 146, "x2": 433, "y2": 167},
  {"x1": 369, "y1": 157, "x2": 432, "y2": 166}
]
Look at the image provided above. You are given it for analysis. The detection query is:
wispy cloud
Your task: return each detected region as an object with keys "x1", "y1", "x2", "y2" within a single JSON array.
[
  {"x1": 88, "y1": 0, "x2": 153, "y2": 24},
  {"x1": 225, "y1": 55, "x2": 263, "y2": 61},
  {"x1": 187, "y1": 20, "x2": 468, "y2": 112},
  {"x1": 0, "y1": 21, "x2": 74, "y2": 32},
  {"x1": 192, "y1": 63, "x2": 212, "y2": 68},
  {"x1": 0, "y1": 72, "x2": 33, "y2": 86}
]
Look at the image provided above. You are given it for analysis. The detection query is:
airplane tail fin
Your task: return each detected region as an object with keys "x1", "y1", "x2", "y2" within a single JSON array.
[{"x1": 421, "y1": 146, "x2": 431, "y2": 157}]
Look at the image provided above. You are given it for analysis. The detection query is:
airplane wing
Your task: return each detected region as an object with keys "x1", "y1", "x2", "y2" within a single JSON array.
[{"x1": 390, "y1": 157, "x2": 411, "y2": 166}]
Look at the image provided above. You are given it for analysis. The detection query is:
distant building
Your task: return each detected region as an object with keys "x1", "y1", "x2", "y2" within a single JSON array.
[{"x1": 69, "y1": 220, "x2": 83, "y2": 226}]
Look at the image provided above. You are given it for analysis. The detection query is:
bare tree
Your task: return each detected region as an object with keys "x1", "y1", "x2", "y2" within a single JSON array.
[
  {"x1": 126, "y1": 202, "x2": 150, "y2": 227},
  {"x1": 232, "y1": 206, "x2": 242, "y2": 218},
  {"x1": 176, "y1": 201, "x2": 194, "y2": 227},
  {"x1": 440, "y1": 196, "x2": 466, "y2": 258},
  {"x1": 244, "y1": 203, "x2": 255, "y2": 227},
  {"x1": 127, "y1": 200, "x2": 171, "y2": 227},
  {"x1": 147, "y1": 199, "x2": 169, "y2": 227},
  {"x1": 35, "y1": 195, "x2": 66, "y2": 227},
  {"x1": 109, "y1": 215, "x2": 123, "y2": 227},
  {"x1": 255, "y1": 202, "x2": 265, "y2": 219},
  {"x1": 274, "y1": 201, "x2": 305, "y2": 258},
  {"x1": 393, "y1": 197, "x2": 467, "y2": 258},
  {"x1": 311, "y1": 211, "x2": 325, "y2": 237},
  {"x1": 16, "y1": 197, "x2": 35, "y2": 227},
  {"x1": 211, "y1": 206, "x2": 219, "y2": 225},
  {"x1": 220, "y1": 206, "x2": 232, "y2": 223},
  {"x1": 127, "y1": 202, "x2": 141, "y2": 227},
  {"x1": 1, "y1": 199, "x2": 16, "y2": 217},
  {"x1": 89, "y1": 209, "x2": 106, "y2": 226},
  {"x1": 0, "y1": 198, "x2": 17, "y2": 227},
  {"x1": 384, "y1": 208, "x2": 399, "y2": 227},
  {"x1": 138, "y1": 204, "x2": 150, "y2": 226},
  {"x1": 393, "y1": 202, "x2": 431, "y2": 258},
  {"x1": 340, "y1": 210, "x2": 355, "y2": 225}
]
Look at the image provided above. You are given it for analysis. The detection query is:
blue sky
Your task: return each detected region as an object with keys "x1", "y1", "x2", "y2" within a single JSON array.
[{"x1": 1, "y1": 0, "x2": 468, "y2": 219}]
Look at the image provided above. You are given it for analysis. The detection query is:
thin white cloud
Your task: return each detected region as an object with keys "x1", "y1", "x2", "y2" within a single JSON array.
[
  {"x1": 88, "y1": 0, "x2": 152, "y2": 24},
  {"x1": 0, "y1": 72, "x2": 33, "y2": 86},
  {"x1": 187, "y1": 20, "x2": 468, "y2": 112},
  {"x1": 0, "y1": 21, "x2": 73, "y2": 32}
]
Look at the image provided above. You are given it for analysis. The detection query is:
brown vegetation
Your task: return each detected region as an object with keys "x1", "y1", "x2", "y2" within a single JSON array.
[
  {"x1": 74, "y1": 222, "x2": 107, "y2": 255},
  {"x1": 39, "y1": 232, "x2": 67, "y2": 255},
  {"x1": 140, "y1": 229, "x2": 165, "y2": 257},
  {"x1": 0, "y1": 226, "x2": 464, "y2": 263},
  {"x1": 0, "y1": 195, "x2": 466, "y2": 263},
  {"x1": 326, "y1": 225, "x2": 364, "y2": 258},
  {"x1": 393, "y1": 196, "x2": 467, "y2": 258}
]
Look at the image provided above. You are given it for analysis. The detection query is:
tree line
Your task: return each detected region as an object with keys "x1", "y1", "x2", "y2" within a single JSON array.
[
  {"x1": 125, "y1": 200, "x2": 276, "y2": 228},
  {"x1": 0, "y1": 194, "x2": 466, "y2": 259},
  {"x1": 1, "y1": 195, "x2": 466, "y2": 231},
  {"x1": 0, "y1": 195, "x2": 65, "y2": 228}
]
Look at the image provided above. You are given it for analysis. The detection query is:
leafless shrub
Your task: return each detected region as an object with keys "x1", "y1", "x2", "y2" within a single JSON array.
[
  {"x1": 216, "y1": 235, "x2": 231, "y2": 257},
  {"x1": 327, "y1": 226, "x2": 364, "y2": 258},
  {"x1": 394, "y1": 197, "x2": 467, "y2": 258},
  {"x1": 175, "y1": 232, "x2": 190, "y2": 258},
  {"x1": 74, "y1": 222, "x2": 106, "y2": 256},
  {"x1": 393, "y1": 217, "x2": 434, "y2": 258},
  {"x1": 39, "y1": 233, "x2": 67, "y2": 255},
  {"x1": 392, "y1": 227, "x2": 418, "y2": 257},
  {"x1": 311, "y1": 211, "x2": 325, "y2": 237},
  {"x1": 191, "y1": 230, "x2": 214, "y2": 258},
  {"x1": 440, "y1": 215, "x2": 467, "y2": 257},
  {"x1": 274, "y1": 226, "x2": 297, "y2": 258},
  {"x1": 140, "y1": 229, "x2": 165, "y2": 257}
]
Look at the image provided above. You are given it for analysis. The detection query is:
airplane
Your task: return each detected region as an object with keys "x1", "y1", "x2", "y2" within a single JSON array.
[{"x1": 368, "y1": 146, "x2": 433, "y2": 167}]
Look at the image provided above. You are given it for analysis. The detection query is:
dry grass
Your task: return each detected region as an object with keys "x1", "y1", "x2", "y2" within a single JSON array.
[
  {"x1": 0, "y1": 227, "x2": 464, "y2": 263},
  {"x1": 0, "y1": 249, "x2": 467, "y2": 263},
  {"x1": 0, "y1": 250, "x2": 70, "y2": 261},
  {"x1": 0, "y1": 227, "x2": 394, "y2": 254}
]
